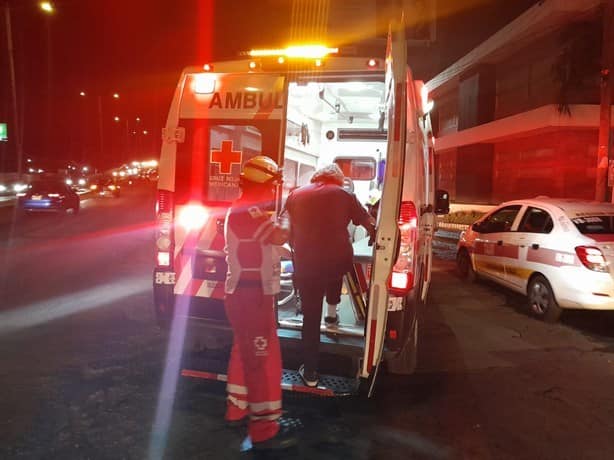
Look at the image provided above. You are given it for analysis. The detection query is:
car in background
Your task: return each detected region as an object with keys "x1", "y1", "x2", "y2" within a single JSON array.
[
  {"x1": 89, "y1": 175, "x2": 120, "y2": 198},
  {"x1": 17, "y1": 179, "x2": 80, "y2": 215},
  {"x1": 457, "y1": 197, "x2": 614, "y2": 322}
]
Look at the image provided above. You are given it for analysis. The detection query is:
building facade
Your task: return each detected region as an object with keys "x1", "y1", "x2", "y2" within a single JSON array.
[{"x1": 427, "y1": 0, "x2": 613, "y2": 204}]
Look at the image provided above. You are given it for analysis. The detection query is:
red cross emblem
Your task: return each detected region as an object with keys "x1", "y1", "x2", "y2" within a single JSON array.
[
  {"x1": 211, "y1": 140, "x2": 242, "y2": 174},
  {"x1": 254, "y1": 336, "x2": 268, "y2": 351}
]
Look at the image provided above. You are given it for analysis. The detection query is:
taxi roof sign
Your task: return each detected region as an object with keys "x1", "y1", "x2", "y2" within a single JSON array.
[{"x1": 0, "y1": 123, "x2": 7, "y2": 141}]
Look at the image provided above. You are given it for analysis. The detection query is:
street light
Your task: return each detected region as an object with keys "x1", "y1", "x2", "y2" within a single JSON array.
[
  {"x1": 39, "y1": 1, "x2": 54, "y2": 13},
  {"x1": 4, "y1": 1, "x2": 55, "y2": 178},
  {"x1": 78, "y1": 90, "x2": 120, "y2": 166}
]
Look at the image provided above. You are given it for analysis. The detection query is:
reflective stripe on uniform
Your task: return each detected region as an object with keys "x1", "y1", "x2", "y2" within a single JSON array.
[
  {"x1": 249, "y1": 400, "x2": 282, "y2": 413},
  {"x1": 227, "y1": 383, "x2": 248, "y2": 395},
  {"x1": 250, "y1": 412, "x2": 281, "y2": 422},
  {"x1": 253, "y1": 220, "x2": 274, "y2": 242},
  {"x1": 228, "y1": 394, "x2": 249, "y2": 410}
]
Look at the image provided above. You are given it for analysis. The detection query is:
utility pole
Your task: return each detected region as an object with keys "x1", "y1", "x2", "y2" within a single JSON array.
[
  {"x1": 97, "y1": 95, "x2": 104, "y2": 165},
  {"x1": 4, "y1": 1, "x2": 23, "y2": 179},
  {"x1": 598, "y1": 0, "x2": 614, "y2": 201}
]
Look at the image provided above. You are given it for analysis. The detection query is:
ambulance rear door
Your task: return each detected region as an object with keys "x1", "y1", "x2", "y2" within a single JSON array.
[
  {"x1": 361, "y1": 22, "x2": 408, "y2": 384},
  {"x1": 161, "y1": 70, "x2": 288, "y2": 307}
]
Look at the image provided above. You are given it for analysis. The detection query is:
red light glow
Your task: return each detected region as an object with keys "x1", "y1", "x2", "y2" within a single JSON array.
[
  {"x1": 157, "y1": 251, "x2": 171, "y2": 267},
  {"x1": 177, "y1": 204, "x2": 208, "y2": 231}
]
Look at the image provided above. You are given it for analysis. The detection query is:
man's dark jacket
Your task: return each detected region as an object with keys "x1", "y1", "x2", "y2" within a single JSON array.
[{"x1": 284, "y1": 182, "x2": 374, "y2": 280}]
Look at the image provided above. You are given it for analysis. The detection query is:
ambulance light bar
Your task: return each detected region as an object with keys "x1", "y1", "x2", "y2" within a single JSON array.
[{"x1": 248, "y1": 45, "x2": 338, "y2": 59}]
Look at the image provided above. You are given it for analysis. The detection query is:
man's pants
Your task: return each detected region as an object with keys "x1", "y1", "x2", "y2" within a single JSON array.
[
  {"x1": 295, "y1": 275, "x2": 343, "y2": 374},
  {"x1": 225, "y1": 286, "x2": 282, "y2": 442}
]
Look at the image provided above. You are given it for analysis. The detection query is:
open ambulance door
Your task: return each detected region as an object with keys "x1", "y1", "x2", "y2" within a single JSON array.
[
  {"x1": 155, "y1": 69, "x2": 288, "y2": 329},
  {"x1": 360, "y1": 20, "x2": 408, "y2": 393}
]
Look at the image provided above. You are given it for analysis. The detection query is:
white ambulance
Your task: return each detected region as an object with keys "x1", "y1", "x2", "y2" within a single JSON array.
[{"x1": 153, "y1": 25, "x2": 449, "y2": 396}]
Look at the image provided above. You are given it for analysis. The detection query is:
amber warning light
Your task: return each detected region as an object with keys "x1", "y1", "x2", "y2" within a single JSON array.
[{"x1": 248, "y1": 45, "x2": 338, "y2": 59}]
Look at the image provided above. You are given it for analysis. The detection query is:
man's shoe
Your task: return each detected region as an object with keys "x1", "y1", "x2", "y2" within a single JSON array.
[
  {"x1": 252, "y1": 417, "x2": 300, "y2": 450},
  {"x1": 324, "y1": 315, "x2": 340, "y2": 329},
  {"x1": 298, "y1": 364, "x2": 319, "y2": 387}
]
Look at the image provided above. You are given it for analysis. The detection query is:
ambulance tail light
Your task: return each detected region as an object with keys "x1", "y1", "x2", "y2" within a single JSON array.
[
  {"x1": 387, "y1": 201, "x2": 418, "y2": 296},
  {"x1": 177, "y1": 203, "x2": 209, "y2": 232},
  {"x1": 156, "y1": 190, "x2": 174, "y2": 267},
  {"x1": 157, "y1": 251, "x2": 171, "y2": 267},
  {"x1": 575, "y1": 246, "x2": 609, "y2": 273}
]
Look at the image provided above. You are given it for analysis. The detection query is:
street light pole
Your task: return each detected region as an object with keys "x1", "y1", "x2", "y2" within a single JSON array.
[
  {"x1": 97, "y1": 95, "x2": 104, "y2": 164},
  {"x1": 4, "y1": 1, "x2": 23, "y2": 179}
]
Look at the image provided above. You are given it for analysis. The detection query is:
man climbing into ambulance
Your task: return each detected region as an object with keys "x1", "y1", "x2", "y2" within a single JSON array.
[
  {"x1": 223, "y1": 155, "x2": 298, "y2": 450},
  {"x1": 283, "y1": 163, "x2": 376, "y2": 387}
]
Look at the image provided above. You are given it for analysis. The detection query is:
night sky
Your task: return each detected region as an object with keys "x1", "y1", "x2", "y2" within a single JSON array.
[{"x1": 0, "y1": 0, "x2": 538, "y2": 172}]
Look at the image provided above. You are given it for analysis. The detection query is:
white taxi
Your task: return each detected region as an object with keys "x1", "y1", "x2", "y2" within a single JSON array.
[{"x1": 456, "y1": 197, "x2": 614, "y2": 322}]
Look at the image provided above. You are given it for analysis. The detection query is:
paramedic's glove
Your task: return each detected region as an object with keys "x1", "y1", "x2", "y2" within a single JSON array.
[{"x1": 368, "y1": 225, "x2": 377, "y2": 246}]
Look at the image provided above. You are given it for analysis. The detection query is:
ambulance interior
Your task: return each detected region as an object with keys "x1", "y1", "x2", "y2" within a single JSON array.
[{"x1": 276, "y1": 76, "x2": 388, "y2": 345}]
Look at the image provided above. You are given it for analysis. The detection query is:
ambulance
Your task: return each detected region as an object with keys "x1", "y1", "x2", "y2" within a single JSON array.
[{"x1": 153, "y1": 24, "x2": 449, "y2": 396}]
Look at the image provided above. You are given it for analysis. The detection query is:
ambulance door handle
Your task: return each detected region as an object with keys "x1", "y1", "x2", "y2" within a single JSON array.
[
  {"x1": 531, "y1": 243, "x2": 540, "y2": 250},
  {"x1": 497, "y1": 240, "x2": 503, "y2": 246}
]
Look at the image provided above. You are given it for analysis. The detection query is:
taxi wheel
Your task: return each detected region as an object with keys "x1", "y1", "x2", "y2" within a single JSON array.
[
  {"x1": 456, "y1": 249, "x2": 477, "y2": 282},
  {"x1": 527, "y1": 274, "x2": 562, "y2": 323}
]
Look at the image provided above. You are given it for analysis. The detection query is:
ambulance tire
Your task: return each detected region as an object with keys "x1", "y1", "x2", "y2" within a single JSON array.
[
  {"x1": 456, "y1": 249, "x2": 477, "y2": 282},
  {"x1": 527, "y1": 274, "x2": 562, "y2": 323},
  {"x1": 383, "y1": 315, "x2": 418, "y2": 375},
  {"x1": 154, "y1": 286, "x2": 175, "y2": 331}
]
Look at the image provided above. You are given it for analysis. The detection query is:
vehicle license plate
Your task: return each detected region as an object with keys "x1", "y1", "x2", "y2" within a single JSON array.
[{"x1": 32, "y1": 195, "x2": 42, "y2": 200}]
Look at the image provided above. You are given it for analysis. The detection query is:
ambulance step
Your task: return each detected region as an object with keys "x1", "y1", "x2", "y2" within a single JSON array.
[
  {"x1": 278, "y1": 318, "x2": 365, "y2": 338},
  {"x1": 180, "y1": 368, "x2": 359, "y2": 397},
  {"x1": 281, "y1": 369, "x2": 359, "y2": 397}
]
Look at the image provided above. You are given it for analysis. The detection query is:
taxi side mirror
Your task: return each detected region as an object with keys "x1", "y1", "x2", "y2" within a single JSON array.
[{"x1": 434, "y1": 189, "x2": 450, "y2": 215}]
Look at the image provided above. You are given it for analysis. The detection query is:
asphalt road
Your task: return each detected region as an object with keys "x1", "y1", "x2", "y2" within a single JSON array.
[{"x1": 1, "y1": 183, "x2": 614, "y2": 459}]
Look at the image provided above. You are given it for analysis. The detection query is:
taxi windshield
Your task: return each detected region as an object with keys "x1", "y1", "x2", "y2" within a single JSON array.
[{"x1": 570, "y1": 215, "x2": 614, "y2": 234}]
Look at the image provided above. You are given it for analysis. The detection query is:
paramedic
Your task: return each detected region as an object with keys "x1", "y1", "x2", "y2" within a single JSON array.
[
  {"x1": 283, "y1": 164, "x2": 376, "y2": 387},
  {"x1": 224, "y1": 155, "x2": 296, "y2": 450}
]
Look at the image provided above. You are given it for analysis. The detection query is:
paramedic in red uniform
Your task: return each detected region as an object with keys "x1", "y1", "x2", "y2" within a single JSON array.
[
  {"x1": 223, "y1": 155, "x2": 297, "y2": 450},
  {"x1": 284, "y1": 164, "x2": 375, "y2": 387}
]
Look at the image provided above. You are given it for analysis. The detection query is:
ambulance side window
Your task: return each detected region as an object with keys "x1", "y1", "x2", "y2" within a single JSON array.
[
  {"x1": 519, "y1": 207, "x2": 553, "y2": 234},
  {"x1": 477, "y1": 205, "x2": 521, "y2": 233}
]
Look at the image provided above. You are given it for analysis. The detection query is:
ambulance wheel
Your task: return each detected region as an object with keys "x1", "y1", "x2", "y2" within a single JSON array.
[
  {"x1": 154, "y1": 285, "x2": 175, "y2": 330},
  {"x1": 456, "y1": 249, "x2": 477, "y2": 282},
  {"x1": 527, "y1": 274, "x2": 562, "y2": 323},
  {"x1": 383, "y1": 317, "x2": 418, "y2": 375}
]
